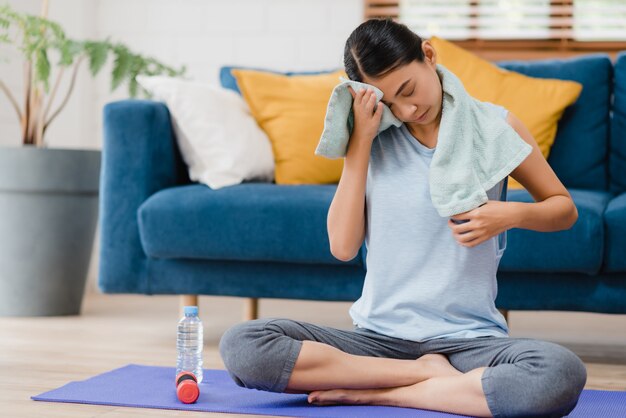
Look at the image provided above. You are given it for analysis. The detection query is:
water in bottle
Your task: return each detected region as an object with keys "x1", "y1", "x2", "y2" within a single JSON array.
[{"x1": 176, "y1": 305, "x2": 204, "y2": 383}]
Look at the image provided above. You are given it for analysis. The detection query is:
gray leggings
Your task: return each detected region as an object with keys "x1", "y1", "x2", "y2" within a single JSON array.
[{"x1": 219, "y1": 318, "x2": 587, "y2": 418}]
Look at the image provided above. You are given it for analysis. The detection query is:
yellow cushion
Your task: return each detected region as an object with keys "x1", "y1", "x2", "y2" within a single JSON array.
[
  {"x1": 429, "y1": 36, "x2": 583, "y2": 190},
  {"x1": 231, "y1": 69, "x2": 347, "y2": 185}
]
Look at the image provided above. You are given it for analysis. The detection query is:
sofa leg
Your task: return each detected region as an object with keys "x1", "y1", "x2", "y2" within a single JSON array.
[
  {"x1": 180, "y1": 295, "x2": 199, "y2": 317},
  {"x1": 498, "y1": 308, "x2": 509, "y2": 322},
  {"x1": 243, "y1": 298, "x2": 258, "y2": 321}
]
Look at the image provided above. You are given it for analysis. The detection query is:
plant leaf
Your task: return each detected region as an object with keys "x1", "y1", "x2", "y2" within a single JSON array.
[
  {"x1": 111, "y1": 46, "x2": 131, "y2": 91},
  {"x1": 35, "y1": 47, "x2": 50, "y2": 92},
  {"x1": 85, "y1": 40, "x2": 108, "y2": 76},
  {"x1": 59, "y1": 39, "x2": 81, "y2": 66},
  {"x1": 128, "y1": 76, "x2": 138, "y2": 97}
]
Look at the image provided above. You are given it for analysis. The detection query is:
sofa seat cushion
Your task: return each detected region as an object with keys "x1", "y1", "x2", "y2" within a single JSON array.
[
  {"x1": 137, "y1": 183, "x2": 363, "y2": 266},
  {"x1": 500, "y1": 188, "x2": 612, "y2": 274},
  {"x1": 604, "y1": 192, "x2": 626, "y2": 272}
]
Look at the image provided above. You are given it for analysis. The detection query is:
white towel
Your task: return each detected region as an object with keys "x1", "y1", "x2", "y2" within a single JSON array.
[{"x1": 315, "y1": 77, "x2": 402, "y2": 159}]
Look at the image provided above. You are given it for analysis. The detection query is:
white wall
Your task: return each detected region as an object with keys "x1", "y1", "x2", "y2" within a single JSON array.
[
  {"x1": 92, "y1": 0, "x2": 363, "y2": 150},
  {"x1": 0, "y1": 0, "x2": 363, "y2": 293}
]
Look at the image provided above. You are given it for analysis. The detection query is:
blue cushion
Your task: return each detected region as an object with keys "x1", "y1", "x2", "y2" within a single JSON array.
[
  {"x1": 497, "y1": 54, "x2": 612, "y2": 191},
  {"x1": 500, "y1": 188, "x2": 612, "y2": 274},
  {"x1": 137, "y1": 183, "x2": 363, "y2": 267},
  {"x1": 604, "y1": 192, "x2": 626, "y2": 272},
  {"x1": 219, "y1": 65, "x2": 342, "y2": 95},
  {"x1": 611, "y1": 52, "x2": 626, "y2": 195}
]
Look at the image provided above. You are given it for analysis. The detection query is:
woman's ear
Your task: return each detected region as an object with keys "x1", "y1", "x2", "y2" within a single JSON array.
[{"x1": 421, "y1": 40, "x2": 437, "y2": 66}]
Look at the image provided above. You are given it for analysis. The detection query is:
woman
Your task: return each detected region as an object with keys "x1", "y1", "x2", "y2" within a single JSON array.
[{"x1": 219, "y1": 18, "x2": 586, "y2": 418}]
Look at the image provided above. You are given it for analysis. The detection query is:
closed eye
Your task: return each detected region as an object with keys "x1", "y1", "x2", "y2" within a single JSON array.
[{"x1": 386, "y1": 87, "x2": 416, "y2": 108}]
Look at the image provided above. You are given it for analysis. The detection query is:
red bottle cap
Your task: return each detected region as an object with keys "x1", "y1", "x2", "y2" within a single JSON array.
[{"x1": 176, "y1": 379, "x2": 199, "y2": 403}]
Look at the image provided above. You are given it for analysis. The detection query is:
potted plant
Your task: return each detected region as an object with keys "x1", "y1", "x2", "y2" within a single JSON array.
[{"x1": 0, "y1": 2, "x2": 186, "y2": 316}]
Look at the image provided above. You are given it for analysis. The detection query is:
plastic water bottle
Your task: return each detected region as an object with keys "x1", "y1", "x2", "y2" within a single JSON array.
[{"x1": 176, "y1": 306, "x2": 204, "y2": 383}]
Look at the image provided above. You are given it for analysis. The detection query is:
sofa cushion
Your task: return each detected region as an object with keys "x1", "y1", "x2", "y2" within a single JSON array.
[
  {"x1": 137, "y1": 183, "x2": 363, "y2": 266},
  {"x1": 604, "y1": 192, "x2": 626, "y2": 272},
  {"x1": 230, "y1": 68, "x2": 346, "y2": 185},
  {"x1": 497, "y1": 54, "x2": 612, "y2": 192},
  {"x1": 500, "y1": 188, "x2": 612, "y2": 274},
  {"x1": 135, "y1": 76, "x2": 275, "y2": 189},
  {"x1": 610, "y1": 52, "x2": 626, "y2": 195}
]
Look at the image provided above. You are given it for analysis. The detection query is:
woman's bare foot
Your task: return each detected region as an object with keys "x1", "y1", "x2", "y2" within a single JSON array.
[
  {"x1": 307, "y1": 367, "x2": 492, "y2": 418},
  {"x1": 416, "y1": 353, "x2": 462, "y2": 378},
  {"x1": 307, "y1": 353, "x2": 461, "y2": 405},
  {"x1": 308, "y1": 387, "x2": 390, "y2": 406}
]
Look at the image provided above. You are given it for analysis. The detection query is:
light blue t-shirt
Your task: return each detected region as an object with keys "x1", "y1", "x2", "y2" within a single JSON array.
[{"x1": 349, "y1": 103, "x2": 511, "y2": 342}]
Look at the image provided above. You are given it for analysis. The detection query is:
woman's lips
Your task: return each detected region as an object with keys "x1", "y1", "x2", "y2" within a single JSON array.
[{"x1": 413, "y1": 108, "x2": 429, "y2": 122}]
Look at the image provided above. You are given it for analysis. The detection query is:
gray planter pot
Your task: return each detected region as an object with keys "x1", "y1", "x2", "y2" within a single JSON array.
[{"x1": 0, "y1": 145, "x2": 100, "y2": 316}]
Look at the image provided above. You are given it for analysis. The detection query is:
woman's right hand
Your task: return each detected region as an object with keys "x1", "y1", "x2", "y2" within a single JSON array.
[{"x1": 347, "y1": 85, "x2": 383, "y2": 144}]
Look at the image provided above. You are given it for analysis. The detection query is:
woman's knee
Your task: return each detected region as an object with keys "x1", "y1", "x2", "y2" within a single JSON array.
[
  {"x1": 219, "y1": 319, "x2": 269, "y2": 386},
  {"x1": 488, "y1": 340, "x2": 587, "y2": 417},
  {"x1": 218, "y1": 318, "x2": 299, "y2": 392},
  {"x1": 524, "y1": 341, "x2": 587, "y2": 416},
  {"x1": 543, "y1": 344, "x2": 587, "y2": 414}
]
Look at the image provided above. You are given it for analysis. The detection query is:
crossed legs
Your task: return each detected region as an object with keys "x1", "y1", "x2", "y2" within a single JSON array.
[
  {"x1": 220, "y1": 319, "x2": 586, "y2": 418},
  {"x1": 290, "y1": 340, "x2": 492, "y2": 417}
]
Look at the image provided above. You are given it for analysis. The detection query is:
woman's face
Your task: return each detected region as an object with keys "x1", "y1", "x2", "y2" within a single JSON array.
[{"x1": 362, "y1": 41, "x2": 442, "y2": 127}]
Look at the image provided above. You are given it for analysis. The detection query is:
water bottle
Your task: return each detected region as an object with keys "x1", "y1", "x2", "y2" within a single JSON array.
[{"x1": 176, "y1": 305, "x2": 204, "y2": 383}]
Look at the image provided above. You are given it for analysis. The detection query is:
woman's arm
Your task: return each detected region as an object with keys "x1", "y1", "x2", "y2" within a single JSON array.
[
  {"x1": 448, "y1": 111, "x2": 578, "y2": 248},
  {"x1": 327, "y1": 133, "x2": 371, "y2": 261},
  {"x1": 327, "y1": 87, "x2": 382, "y2": 261},
  {"x1": 506, "y1": 111, "x2": 578, "y2": 232}
]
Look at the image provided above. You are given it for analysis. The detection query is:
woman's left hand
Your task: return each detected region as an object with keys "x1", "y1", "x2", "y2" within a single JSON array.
[{"x1": 448, "y1": 200, "x2": 513, "y2": 248}]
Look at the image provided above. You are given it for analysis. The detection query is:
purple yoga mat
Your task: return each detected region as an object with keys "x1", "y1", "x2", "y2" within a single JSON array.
[{"x1": 31, "y1": 364, "x2": 625, "y2": 417}]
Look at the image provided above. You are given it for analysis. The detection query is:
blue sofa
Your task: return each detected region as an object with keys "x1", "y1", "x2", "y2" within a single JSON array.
[{"x1": 98, "y1": 52, "x2": 626, "y2": 315}]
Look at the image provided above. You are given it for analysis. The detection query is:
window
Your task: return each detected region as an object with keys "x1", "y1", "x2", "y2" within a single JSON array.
[
  {"x1": 364, "y1": 0, "x2": 626, "y2": 52},
  {"x1": 574, "y1": 0, "x2": 626, "y2": 41}
]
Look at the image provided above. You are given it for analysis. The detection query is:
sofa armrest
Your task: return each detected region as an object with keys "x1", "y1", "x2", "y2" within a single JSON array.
[{"x1": 98, "y1": 99, "x2": 188, "y2": 293}]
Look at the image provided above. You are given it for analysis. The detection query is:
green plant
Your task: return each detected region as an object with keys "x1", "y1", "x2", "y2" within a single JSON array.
[{"x1": 0, "y1": 2, "x2": 186, "y2": 146}]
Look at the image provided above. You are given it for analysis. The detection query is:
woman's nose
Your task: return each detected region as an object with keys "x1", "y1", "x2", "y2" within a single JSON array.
[{"x1": 402, "y1": 106, "x2": 419, "y2": 119}]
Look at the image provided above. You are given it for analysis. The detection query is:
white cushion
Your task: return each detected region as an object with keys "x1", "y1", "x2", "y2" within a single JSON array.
[{"x1": 136, "y1": 75, "x2": 274, "y2": 189}]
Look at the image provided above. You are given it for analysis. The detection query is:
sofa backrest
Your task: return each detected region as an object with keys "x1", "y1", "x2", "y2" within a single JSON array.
[
  {"x1": 611, "y1": 52, "x2": 626, "y2": 195},
  {"x1": 497, "y1": 54, "x2": 613, "y2": 192}
]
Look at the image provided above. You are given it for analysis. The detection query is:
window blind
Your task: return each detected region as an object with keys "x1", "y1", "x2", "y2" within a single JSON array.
[
  {"x1": 574, "y1": 0, "x2": 626, "y2": 41},
  {"x1": 364, "y1": 0, "x2": 626, "y2": 47}
]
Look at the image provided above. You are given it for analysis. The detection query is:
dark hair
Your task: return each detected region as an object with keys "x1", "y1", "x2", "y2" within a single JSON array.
[{"x1": 343, "y1": 18, "x2": 425, "y2": 82}]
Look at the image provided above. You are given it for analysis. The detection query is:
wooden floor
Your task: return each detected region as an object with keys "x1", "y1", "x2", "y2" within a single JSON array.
[{"x1": 2, "y1": 291, "x2": 626, "y2": 418}]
